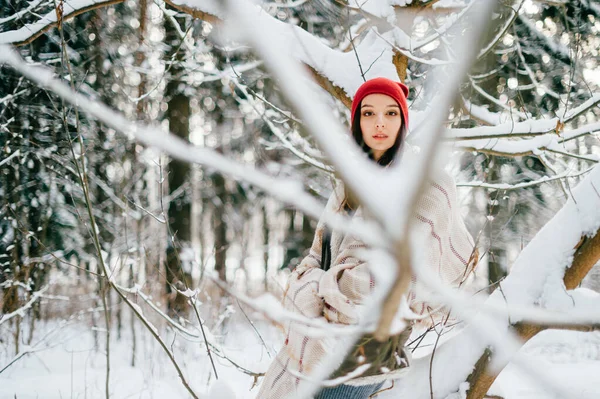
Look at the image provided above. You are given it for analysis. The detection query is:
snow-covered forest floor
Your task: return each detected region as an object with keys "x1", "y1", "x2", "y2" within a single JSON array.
[{"x1": 3, "y1": 300, "x2": 600, "y2": 399}]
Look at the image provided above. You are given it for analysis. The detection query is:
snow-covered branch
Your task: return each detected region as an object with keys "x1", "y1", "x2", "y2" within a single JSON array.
[
  {"x1": 456, "y1": 165, "x2": 595, "y2": 190},
  {"x1": 453, "y1": 133, "x2": 599, "y2": 162},
  {"x1": 476, "y1": 0, "x2": 523, "y2": 59},
  {"x1": 230, "y1": 77, "x2": 334, "y2": 173},
  {"x1": 0, "y1": 149, "x2": 20, "y2": 168},
  {"x1": 469, "y1": 77, "x2": 529, "y2": 121},
  {"x1": 447, "y1": 118, "x2": 558, "y2": 140},
  {"x1": 0, "y1": 285, "x2": 49, "y2": 326},
  {"x1": 0, "y1": 0, "x2": 124, "y2": 46},
  {"x1": 516, "y1": 13, "x2": 571, "y2": 65}
]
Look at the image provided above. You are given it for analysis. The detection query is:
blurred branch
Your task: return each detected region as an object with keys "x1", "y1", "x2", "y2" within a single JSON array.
[
  {"x1": 231, "y1": 77, "x2": 334, "y2": 172},
  {"x1": 515, "y1": 33, "x2": 561, "y2": 100},
  {"x1": 516, "y1": 14, "x2": 571, "y2": 65},
  {"x1": 477, "y1": 0, "x2": 523, "y2": 60},
  {"x1": 469, "y1": 77, "x2": 529, "y2": 120}
]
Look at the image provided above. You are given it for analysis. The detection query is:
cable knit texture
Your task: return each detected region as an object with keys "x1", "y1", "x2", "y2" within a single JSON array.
[{"x1": 256, "y1": 169, "x2": 477, "y2": 399}]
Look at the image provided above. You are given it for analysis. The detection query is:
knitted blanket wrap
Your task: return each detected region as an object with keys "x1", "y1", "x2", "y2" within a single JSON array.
[{"x1": 257, "y1": 170, "x2": 477, "y2": 399}]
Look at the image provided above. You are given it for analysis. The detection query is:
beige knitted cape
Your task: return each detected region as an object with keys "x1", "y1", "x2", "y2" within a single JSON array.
[{"x1": 256, "y1": 169, "x2": 477, "y2": 399}]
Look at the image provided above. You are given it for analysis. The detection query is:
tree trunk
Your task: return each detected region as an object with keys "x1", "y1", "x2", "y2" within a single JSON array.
[
  {"x1": 213, "y1": 172, "x2": 228, "y2": 282},
  {"x1": 262, "y1": 202, "x2": 269, "y2": 291},
  {"x1": 164, "y1": 10, "x2": 192, "y2": 315}
]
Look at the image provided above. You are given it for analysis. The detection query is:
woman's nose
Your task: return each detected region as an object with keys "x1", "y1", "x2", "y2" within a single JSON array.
[{"x1": 376, "y1": 114, "x2": 385, "y2": 128}]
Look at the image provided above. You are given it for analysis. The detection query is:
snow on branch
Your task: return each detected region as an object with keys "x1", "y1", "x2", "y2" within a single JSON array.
[
  {"x1": 469, "y1": 77, "x2": 530, "y2": 121},
  {"x1": 515, "y1": 37, "x2": 561, "y2": 100},
  {"x1": 0, "y1": 0, "x2": 124, "y2": 46},
  {"x1": 460, "y1": 97, "x2": 505, "y2": 126},
  {"x1": 516, "y1": 13, "x2": 571, "y2": 65},
  {"x1": 519, "y1": 288, "x2": 600, "y2": 332},
  {"x1": 168, "y1": 1, "x2": 399, "y2": 100},
  {"x1": 0, "y1": 0, "x2": 47, "y2": 25},
  {"x1": 0, "y1": 149, "x2": 20, "y2": 168},
  {"x1": 0, "y1": 285, "x2": 49, "y2": 326},
  {"x1": 230, "y1": 77, "x2": 334, "y2": 173},
  {"x1": 454, "y1": 133, "x2": 561, "y2": 156},
  {"x1": 453, "y1": 133, "x2": 599, "y2": 162},
  {"x1": 561, "y1": 93, "x2": 600, "y2": 123},
  {"x1": 456, "y1": 165, "x2": 595, "y2": 190},
  {"x1": 449, "y1": 93, "x2": 600, "y2": 143},
  {"x1": 476, "y1": 0, "x2": 523, "y2": 59},
  {"x1": 447, "y1": 118, "x2": 558, "y2": 140}
]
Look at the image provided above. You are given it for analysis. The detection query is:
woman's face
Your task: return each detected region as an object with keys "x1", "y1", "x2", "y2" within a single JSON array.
[{"x1": 359, "y1": 93, "x2": 402, "y2": 161}]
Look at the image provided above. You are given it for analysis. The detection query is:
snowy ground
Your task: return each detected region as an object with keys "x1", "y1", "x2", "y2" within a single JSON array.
[{"x1": 2, "y1": 314, "x2": 600, "y2": 399}]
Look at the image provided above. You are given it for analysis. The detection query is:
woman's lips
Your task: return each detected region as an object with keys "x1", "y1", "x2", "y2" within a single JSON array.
[{"x1": 372, "y1": 134, "x2": 388, "y2": 140}]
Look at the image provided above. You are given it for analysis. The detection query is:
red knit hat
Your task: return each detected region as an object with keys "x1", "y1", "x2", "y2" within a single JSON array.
[{"x1": 350, "y1": 77, "x2": 409, "y2": 129}]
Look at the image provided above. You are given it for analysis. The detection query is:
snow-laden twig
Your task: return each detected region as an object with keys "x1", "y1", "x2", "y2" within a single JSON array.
[
  {"x1": 164, "y1": 0, "x2": 400, "y2": 102},
  {"x1": 447, "y1": 117, "x2": 558, "y2": 140},
  {"x1": 476, "y1": 0, "x2": 523, "y2": 59},
  {"x1": 0, "y1": 0, "x2": 124, "y2": 45},
  {"x1": 456, "y1": 165, "x2": 595, "y2": 190},
  {"x1": 230, "y1": 78, "x2": 334, "y2": 173},
  {"x1": 412, "y1": 0, "x2": 478, "y2": 50},
  {"x1": 0, "y1": 149, "x2": 20, "y2": 167},
  {"x1": 517, "y1": 13, "x2": 571, "y2": 65},
  {"x1": 373, "y1": 28, "x2": 451, "y2": 66},
  {"x1": 454, "y1": 133, "x2": 599, "y2": 162},
  {"x1": 469, "y1": 77, "x2": 529, "y2": 121},
  {"x1": 0, "y1": 0, "x2": 48, "y2": 25},
  {"x1": 559, "y1": 120, "x2": 600, "y2": 143},
  {"x1": 460, "y1": 97, "x2": 504, "y2": 126},
  {"x1": 561, "y1": 93, "x2": 600, "y2": 123},
  {"x1": 515, "y1": 33, "x2": 560, "y2": 100},
  {"x1": 0, "y1": 88, "x2": 29, "y2": 105},
  {"x1": 0, "y1": 285, "x2": 49, "y2": 326}
]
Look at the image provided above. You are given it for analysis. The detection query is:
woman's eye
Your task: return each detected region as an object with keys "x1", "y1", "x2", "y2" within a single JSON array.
[
  {"x1": 387, "y1": 111, "x2": 398, "y2": 116},
  {"x1": 362, "y1": 111, "x2": 373, "y2": 117}
]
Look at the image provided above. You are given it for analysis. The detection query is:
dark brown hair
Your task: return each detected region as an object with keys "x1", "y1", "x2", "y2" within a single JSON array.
[{"x1": 341, "y1": 105, "x2": 407, "y2": 212}]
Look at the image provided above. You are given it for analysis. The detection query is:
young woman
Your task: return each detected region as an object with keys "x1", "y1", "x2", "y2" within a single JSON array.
[{"x1": 257, "y1": 77, "x2": 477, "y2": 399}]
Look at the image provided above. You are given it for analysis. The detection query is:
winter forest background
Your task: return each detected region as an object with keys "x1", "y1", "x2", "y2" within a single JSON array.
[{"x1": 1, "y1": 0, "x2": 600, "y2": 398}]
